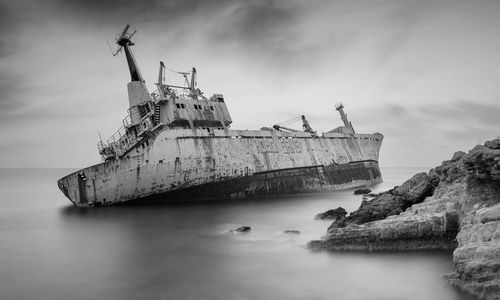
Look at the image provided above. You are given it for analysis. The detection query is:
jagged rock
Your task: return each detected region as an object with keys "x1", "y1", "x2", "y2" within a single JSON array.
[
  {"x1": 283, "y1": 230, "x2": 300, "y2": 235},
  {"x1": 462, "y1": 144, "x2": 500, "y2": 180},
  {"x1": 451, "y1": 151, "x2": 466, "y2": 162},
  {"x1": 446, "y1": 203, "x2": 500, "y2": 300},
  {"x1": 392, "y1": 172, "x2": 434, "y2": 204},
  {"x1": 315, "y1": 207, "x2": 347, "y2": 220},
  {"x1": 344, "y1": 194, "x2": 405, "y2": 225},
  {"x1": 309, "y1": 212, "x2": 459, "y2": 251},
  {"x1": 231, "y1": 226, "x2": 251, "y2": 233},
  {"x1": 339, "y1": 173, "x2": 433, "y2": 227},
  {"x1": 484, "y1": 138, "x2": 500, "y2": 149},
  {"x1": 309, "y1": 137, "x2": 500, "y2": 300},
  {"x1": 354, "y1": 188, "x2": 372, "y2": 195},
  {"x1": 327, "y1": 217, "x2": 348, "y2": 231}
]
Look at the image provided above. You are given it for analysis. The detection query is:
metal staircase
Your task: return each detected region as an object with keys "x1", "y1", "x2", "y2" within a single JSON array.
[{"x1": 153, "y1": 104, "x2": 161, "y2": 125}]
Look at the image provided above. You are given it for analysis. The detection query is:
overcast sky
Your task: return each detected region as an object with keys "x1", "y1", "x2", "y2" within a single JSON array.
[{"x1": 1, "y1": 0, "x2": 499, "y2": 168}]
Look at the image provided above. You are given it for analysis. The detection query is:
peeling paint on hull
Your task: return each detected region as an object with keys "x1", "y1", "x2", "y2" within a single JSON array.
[
  {"x1": 126, "y1": 161, "x2": 382, "y2": 204},
  {"x1": 58, "y1": 130, "x2": 383, "y2": 207}
]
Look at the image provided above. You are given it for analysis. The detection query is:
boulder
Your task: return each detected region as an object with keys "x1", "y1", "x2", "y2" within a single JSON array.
[
  {"x1": 484, "y1": 138, "x2": 500, "y2": 149},
  {"x1": 451, "y1": 151, "x2": 466, "y2": 162},
  {"x1": 354, "y1": 188, "x2": 372, "y2": 195},
  {"x1": 392, "y1": 172, "x2": 434, "y2": 204},
  {"x1": 344, "y1": 193, "x2": 405, "y2": 225},
  {"x1": 462, "y1": 144, "x2": 500, "y2": 180},
  {"x1": 315, "y1": 207, "x2": 347, "y2": 220}
]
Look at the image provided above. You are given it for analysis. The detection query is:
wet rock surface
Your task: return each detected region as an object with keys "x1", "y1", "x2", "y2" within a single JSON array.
[
  {"x1": 353, "y1": 188, "x2": 372, "y2": 195},
  {"x1": 310, "y1": 138, "x2": 500, "y2": 300},
  {"x1": 326, "y1": 172, "x2": 435, "y2": 228},
  {"x1": 315, "y1": 207, "x2": 347, "y2": 220}
]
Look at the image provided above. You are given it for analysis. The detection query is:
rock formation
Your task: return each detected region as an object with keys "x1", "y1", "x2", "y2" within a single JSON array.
[
  {"x1": 315, "y1": 207, "x2": 347, "y2": 220},
  {"x1": 309, "y1": 138, "x2": 500, "y2": 300},
  {"x1": 354, "y1": 188, "x2": 372, "y2": 195}
]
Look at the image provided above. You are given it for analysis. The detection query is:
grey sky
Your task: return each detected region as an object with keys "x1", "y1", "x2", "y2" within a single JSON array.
[{"x1": 1, "y1": 0, "x2": 499, "y2": 168}]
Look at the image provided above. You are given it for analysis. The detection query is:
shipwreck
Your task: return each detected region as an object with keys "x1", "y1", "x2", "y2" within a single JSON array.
[{"x1": 57, "y1": 25, "x2": 384, "y2": 207}]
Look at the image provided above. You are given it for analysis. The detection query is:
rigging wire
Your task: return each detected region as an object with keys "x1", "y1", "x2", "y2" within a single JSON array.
[
  {"x1": 98, "y1": 25, "x2": 115, "y2": 56},
  {"x1": 277, "y1": 115, "x2": 303, "y2": 126},
  {"x1": 163, "y1": 64, "x2": 190, "y2": 76}
]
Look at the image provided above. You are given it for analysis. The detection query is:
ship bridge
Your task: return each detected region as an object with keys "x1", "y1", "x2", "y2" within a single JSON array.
[
  {"x1": 98, "y1": 25, "x2": 232, "y2": 161},
  {"x1": 151, "y1": 63, "x2": 232, "y2": 131}
]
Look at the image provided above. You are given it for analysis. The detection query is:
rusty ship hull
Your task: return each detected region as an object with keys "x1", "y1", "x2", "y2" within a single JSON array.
[
  {"x1": 58, "y1": 129, "x2": 382, "y2": 207},
  {"x1": 57, "y1": 25, "x2": 384, "y2": 207}
]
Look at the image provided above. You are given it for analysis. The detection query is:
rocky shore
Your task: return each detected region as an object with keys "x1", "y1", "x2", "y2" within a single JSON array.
[{"x1": 309, "y1": 138, "x2": 500, "y2": 300}]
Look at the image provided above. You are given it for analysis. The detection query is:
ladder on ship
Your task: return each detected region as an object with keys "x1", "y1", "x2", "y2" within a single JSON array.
[{"x1": 153, "y1": 104, "x2": 161, "y2": 126}]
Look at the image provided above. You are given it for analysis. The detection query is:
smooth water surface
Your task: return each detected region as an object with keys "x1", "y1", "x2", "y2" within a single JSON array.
[{"x1": 0, "y1": 168, "x2": 475, "y2": 300}]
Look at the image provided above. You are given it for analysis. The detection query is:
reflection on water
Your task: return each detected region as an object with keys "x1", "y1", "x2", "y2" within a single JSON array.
[{"x1": 0, "y1": 168, "x2": 476, "y2": 300}]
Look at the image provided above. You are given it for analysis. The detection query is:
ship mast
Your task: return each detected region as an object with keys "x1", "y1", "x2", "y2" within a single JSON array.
[
  {"x1": 113, "y1": 24, "x2": 144, "y2": 82},
  {"x1": 335, "y1": 102, "x2": 355, "y2": 133},
  {"x1": 113, "y1": 24, "x2": 151, "y2": 126}
]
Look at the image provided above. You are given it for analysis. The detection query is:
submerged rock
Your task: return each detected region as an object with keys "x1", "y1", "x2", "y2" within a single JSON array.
[
  {"x1": 231, "y1": 226, "x2": 251, "y2": 233},
  {"x1": 315, "y1": 207, "x2": 347, "y2": 220},
  {"x1": 309, "y1": 137, "x2": 500, "y2": 300},
  {"x1": 353, "y1": 188, "x2": 372, "y2": 195}
]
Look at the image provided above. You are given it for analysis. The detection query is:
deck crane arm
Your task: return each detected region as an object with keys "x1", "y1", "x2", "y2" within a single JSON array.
[
  {"x1": 273, "y1": 115, "x2": 317, "y2": 136},
  {"x1": 273, "y1": 124, "x2": 299, "y2": 132}
]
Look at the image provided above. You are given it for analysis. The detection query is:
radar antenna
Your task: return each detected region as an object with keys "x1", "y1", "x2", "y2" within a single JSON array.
[
  {"x1": 113, "y1": 24, "x2": 137, "y2": 56},
  {"x1": 112, "y1": 24, "x2": 143, "y2": 82}
]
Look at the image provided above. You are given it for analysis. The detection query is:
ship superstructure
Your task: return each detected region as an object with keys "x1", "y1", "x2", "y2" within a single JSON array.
[{"x1": 58, "y1": 25, "x2": 383, "y2": 207}]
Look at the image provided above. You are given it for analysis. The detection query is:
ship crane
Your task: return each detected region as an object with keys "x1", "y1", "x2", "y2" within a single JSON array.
[
  {"x1": 155, "y1": 62, "x2": 206, "y2": 100},
  {"x1": 273, "y1": 115, "x2": 318, "y2": 137}
]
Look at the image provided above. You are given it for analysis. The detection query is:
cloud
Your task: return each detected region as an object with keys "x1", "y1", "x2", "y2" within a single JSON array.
[
  {"x1": 0, "y1": 73, "x2": 19, "y2": 114},
  {"x1": 357, "y1": 99, "x2": 500, "y2": 135},
  {"x1": 421, "y1": 99, "x2": 500, "y2": 129},
  {"x1": 51, "y1": 0, "x2": 310, "y2": 64},
  {"x1": 1, "y1": 0, "x2": 500, "y2": 167}
]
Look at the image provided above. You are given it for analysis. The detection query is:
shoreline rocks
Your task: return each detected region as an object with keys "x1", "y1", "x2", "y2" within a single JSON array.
[
  {"x1": 315, "y1": 207, "x2": 347, "y2": 220},
  {"x1": 309, "y1": 138, "x2": 500, "y2": 300},
  {"x1": 354, "y1": 188, "x2": 372, "y2": 195}
]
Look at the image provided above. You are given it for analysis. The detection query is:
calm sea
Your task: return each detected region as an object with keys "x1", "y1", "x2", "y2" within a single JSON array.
[{"x1": 0, "y1": 167, "x2": 475, "y2": 300}]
